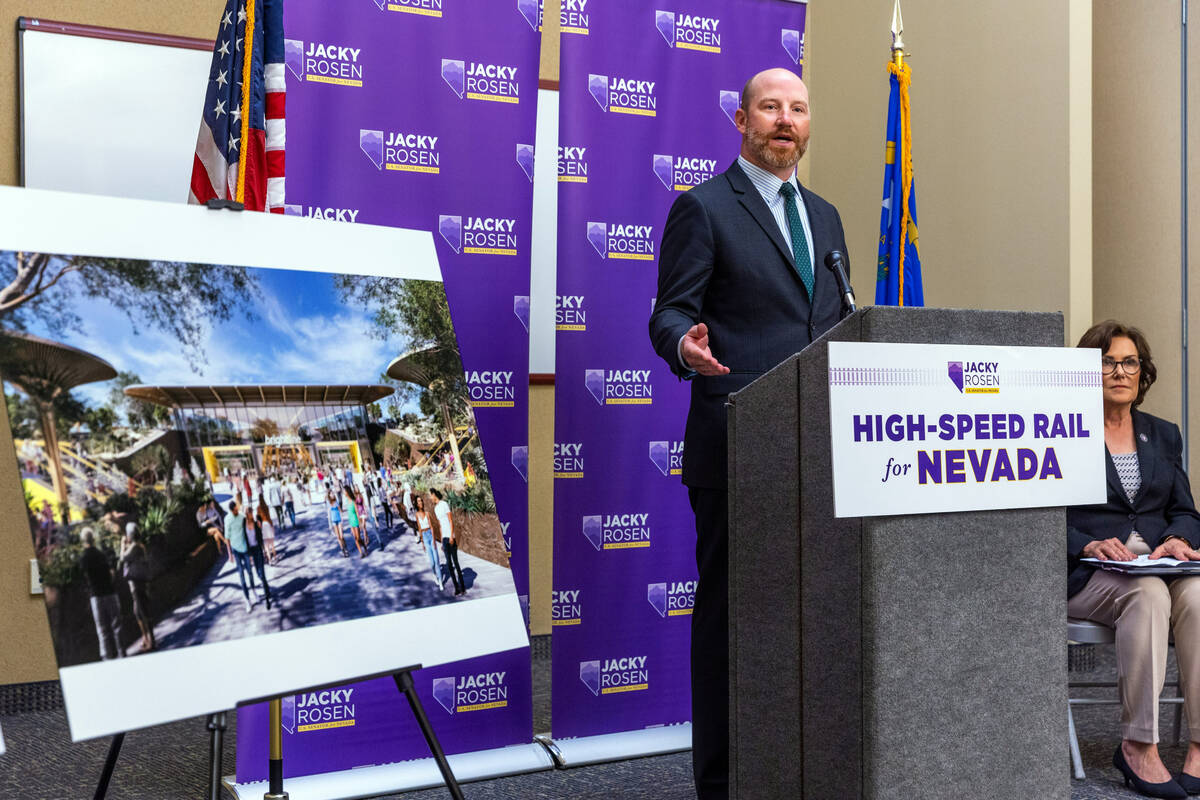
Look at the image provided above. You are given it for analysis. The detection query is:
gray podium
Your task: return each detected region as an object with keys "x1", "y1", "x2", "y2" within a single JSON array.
[{"x1": 727, "y1": 307, "x2": 1068, "y2": 800}]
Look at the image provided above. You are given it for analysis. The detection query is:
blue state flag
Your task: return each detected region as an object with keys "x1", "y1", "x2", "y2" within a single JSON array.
[{"x1": 875, "y1": 61, "x2": 923, "y2": 306}]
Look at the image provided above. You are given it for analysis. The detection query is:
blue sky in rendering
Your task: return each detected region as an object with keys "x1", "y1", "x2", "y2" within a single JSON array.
[{"x1": 30, "y1": 264, "x2": 424, "y2": 415}]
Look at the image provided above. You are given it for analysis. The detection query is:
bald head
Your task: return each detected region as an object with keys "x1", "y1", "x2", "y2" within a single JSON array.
[
  {"x1": 740, "y1": 68, "x2": 807, "y2": 111},
  {"x1": 734, "y1": 68, "x2": 811, "y2": 179}
]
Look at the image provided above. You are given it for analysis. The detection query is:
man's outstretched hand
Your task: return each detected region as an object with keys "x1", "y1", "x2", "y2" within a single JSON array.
[{"x1": 682, "y1": 323, "x2": 730, "y2": 376}]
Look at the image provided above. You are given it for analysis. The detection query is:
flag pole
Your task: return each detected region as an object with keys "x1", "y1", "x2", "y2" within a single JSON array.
[{"x1": 889, "y1": 0, "x2": 911, "y2": 305}]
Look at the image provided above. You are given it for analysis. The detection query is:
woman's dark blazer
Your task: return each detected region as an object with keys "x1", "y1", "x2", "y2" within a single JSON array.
[{"x1": 1067, "y1": 410, "x2": 1200, "y2": 598}]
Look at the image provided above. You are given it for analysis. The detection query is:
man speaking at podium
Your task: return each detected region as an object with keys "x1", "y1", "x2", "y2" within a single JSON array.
[{"x1": 649, "y1": 67, "x2": 849, "y2": 799}]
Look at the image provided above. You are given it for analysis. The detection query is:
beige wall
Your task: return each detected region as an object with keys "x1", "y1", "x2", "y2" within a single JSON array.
[
  {"x1": 810, "y1": 1, "x2": 1087, "y2": 335},
  {"x1": 1094, "y1": 2, "x2": 1190, "y2": 474},
  {"x1": 527, "y1": 4, "x2": 560, "y2": 638},
  {"x1": 527, "y1": 384, "x2": 554, "y2": 635}
]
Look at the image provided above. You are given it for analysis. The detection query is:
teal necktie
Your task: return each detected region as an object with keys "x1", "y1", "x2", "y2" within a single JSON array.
[{"x1": 778, "y1": 182, "x2": 814, "y2": 297}]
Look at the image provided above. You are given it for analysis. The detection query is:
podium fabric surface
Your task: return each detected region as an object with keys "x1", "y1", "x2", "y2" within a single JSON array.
[{"x1": 728, "y1": 307, "x2": 1068, "y2": 800}]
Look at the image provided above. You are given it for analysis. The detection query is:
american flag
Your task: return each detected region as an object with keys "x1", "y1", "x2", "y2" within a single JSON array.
[{"x1": 189, "y1": 0, "x2": 285, "y2": 212}]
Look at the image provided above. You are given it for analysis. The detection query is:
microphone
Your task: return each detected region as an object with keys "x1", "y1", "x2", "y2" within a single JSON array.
[{"x1": 823, "y1": 250, "x2": 856, "y2": 314}]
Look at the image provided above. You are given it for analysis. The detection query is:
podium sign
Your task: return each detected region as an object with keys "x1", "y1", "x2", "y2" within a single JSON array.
[{"x1": 828, "y1": 341, "x2": 1106, "y2": 518}]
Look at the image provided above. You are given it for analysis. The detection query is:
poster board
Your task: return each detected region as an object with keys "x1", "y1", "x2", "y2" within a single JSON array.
[{"x1": 0, "y1": 186, "x2": 527, "y2": 741}]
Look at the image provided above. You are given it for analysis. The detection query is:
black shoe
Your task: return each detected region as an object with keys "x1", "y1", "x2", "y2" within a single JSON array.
[
  {"x1": 265, "y1": 595, "x2": 272, "y2": 611},
  {"x1": 1175, "y1": 772, "x2": 1200, "y2": 796},
  {"x1": 1113, "y1": 745, "x2": 1187, "y2": 798}
]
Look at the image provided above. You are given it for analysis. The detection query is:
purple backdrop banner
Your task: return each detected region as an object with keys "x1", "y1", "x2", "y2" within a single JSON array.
[
  {"x1": 553, "y1": 0, "x2": 807, "y2": 739},
  {"x1": 237, "y1": 0, "x2": 538, "y2": 780}
]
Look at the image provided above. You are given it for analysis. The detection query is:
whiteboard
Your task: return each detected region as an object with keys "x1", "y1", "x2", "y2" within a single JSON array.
[
  {"x1": 19, "y1": 22, "x2": 559, "y2": 374},
  {"x1": 20, "y1": 25, "x2": 215, "y2": 203}
]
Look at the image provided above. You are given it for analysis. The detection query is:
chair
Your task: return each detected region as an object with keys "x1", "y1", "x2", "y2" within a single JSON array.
[{"x1": 1068, "y1": 618, "x2": 1184, "y2": 780}]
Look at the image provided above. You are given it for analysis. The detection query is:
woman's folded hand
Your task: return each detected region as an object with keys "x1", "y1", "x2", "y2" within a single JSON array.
[{"x1": 1081, "y1": 537, "x2": 1136, "y2": 561}]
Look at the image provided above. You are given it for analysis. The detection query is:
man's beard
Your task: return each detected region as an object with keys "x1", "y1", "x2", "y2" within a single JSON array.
[{"x1": 746, "y1": 125, "x2": 807, "y2": 169}]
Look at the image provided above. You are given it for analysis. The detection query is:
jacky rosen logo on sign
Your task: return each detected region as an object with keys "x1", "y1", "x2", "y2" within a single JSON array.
[
  {"x1": 511, "y1": 445, "x2": 529, "y2": 483},
  {"x1": 552, "y1": 588, "x2": 583, "y2": 626},
  {"x1": 556, "y1": 294, "x2": 586, "y2": 331},
  {"x1": 580, "y1": 656, "x2": 649, "y2": 696},
  {"x1": 587, "y1": 221, "x2": 655, "y2": 261},
  {"x1": 285, "y1": 39, "x2": 365, "y2": 87},
  {"x1": 588, "y1": 74, "x2": 658, "y2": 117},
  {"x1": 464, "y1": 369, "x2": 516, "y2": 407},
  {"x1": 516, "y1": 144, "x2": 536, "y2": 182},
  {"x1": 553, "y1": 441, "x2": 584, "y2": 478},
  {"x1": 284, "y1": 205, "x2": 361, "y2": 223},
  {"x1": 438, "y1": 214, "x2": 519, "y2": 256},
  {"x1": 432, "y1": 671, "x2": 509, "y2": 714},
  {"x1": 827, "y1": 341, "x2": 1105, "y2": 518},
  {"x1": 719, "y1": 89, "x2": 740, "y2": 125},
  {"x1": 517, "y1": 0, "x2": 539, "y2": 30},
  {"x1": 655, "y1": 10, "x2": 722, "y2": 53},
  {"x1": 500, "y1": 520, "x2": 514, "y2": 559},
  {"x1": 441, "y1": 58, "x2": 521, "y2": 104},
  {"x1": 559, "y1": 0, "x2": 591, "y2": 34},
  {"x1": 782, "y1": 28, "x2": 805, "y2": 65},
  {"x1": 558, "y1": 145, "x2": 589, "y2": 183},
  {"x1": 647, "y1": 580, "x2": 695, "y2": 617},
  {"x1": 585, "y1": 368, "x2": 653, "y2": 405},
  {"x1": 360, "y1": 129, "x2": 441, "y2": 174},
  {"x1": 281, "y1": 688, "x2": 357, "y2": 732},
  {"x1": 947, "y1": 360, "x2": 1000, "y2": 394},
  {"x1": 653, "y1": 153, "x2": 718, "y2": 191},
  {"x1": 582, "y1": 513, "x2": 651, "y2": 550},
  {"x1": 372, "y1": 0, "x2": 443, "y2": 18},
  {"x1": 514, "y1": 295, "x2": 531, "y2": 332},
  {"x1": 649, "y1": 440, "x2": 682, "y2": 476}
]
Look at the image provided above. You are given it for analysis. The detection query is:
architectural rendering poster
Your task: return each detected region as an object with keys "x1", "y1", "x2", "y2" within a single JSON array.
[
  {"x1": 0, "y1": 188, "x2": 527, "y2": 741},
  {"x1": 233, "y1": 0, "x2": 541, "y2": 779},
  {"x1": 554, "y1": 0, "x2": 808, "y2": 737}
]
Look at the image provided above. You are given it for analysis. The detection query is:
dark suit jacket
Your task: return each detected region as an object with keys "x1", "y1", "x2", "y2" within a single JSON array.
[
  {"x1": 648, "y1": 160, "x2": 848, "y2": 489},
  {"x1": 1066, "y1": 410, "x2": 1200, "y2": 598}
]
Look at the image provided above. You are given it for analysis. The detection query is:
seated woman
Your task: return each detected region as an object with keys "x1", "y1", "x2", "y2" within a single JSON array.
[{"x1": 1067, "y1": 320, "x2": 1200, "y2": 798}]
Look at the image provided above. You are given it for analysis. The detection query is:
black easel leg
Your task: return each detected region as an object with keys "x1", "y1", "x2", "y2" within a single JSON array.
[
  {"x1": 207, "y1": 712, "x2": 227, "y2": 800},
  {"x1": 394, "y1": 670, "x2": 465, "y2": 800},
  {"x1": 93, "y1": 732, "x2": 125, "y2": 800}
]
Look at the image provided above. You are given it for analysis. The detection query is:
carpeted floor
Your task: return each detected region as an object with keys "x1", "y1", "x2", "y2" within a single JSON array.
[{"x1": 0, "y1": 635, "x2": 1189, "y2": 799}]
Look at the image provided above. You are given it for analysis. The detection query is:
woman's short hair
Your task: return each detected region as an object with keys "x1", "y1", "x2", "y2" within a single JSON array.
[{"x1": 1076, "y1": 319, "x2": 1157, "y2": 407}]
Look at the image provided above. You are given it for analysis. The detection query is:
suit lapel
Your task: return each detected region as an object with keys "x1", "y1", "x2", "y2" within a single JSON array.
[
  {"x1": 1103, "y1": 445, "x2": 1127, "y2": 507},
  {"x1": 1131, "y1": 411, "x2": 1158, "y2": 506},
  {"x1": 725, "y1": 162, "x2": 797, "y2": 271}
]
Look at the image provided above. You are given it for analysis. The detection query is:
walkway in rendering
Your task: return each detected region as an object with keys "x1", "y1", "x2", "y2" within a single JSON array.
[{"x1": 141, "y1": 488, "x2": 513, "y2": 652}]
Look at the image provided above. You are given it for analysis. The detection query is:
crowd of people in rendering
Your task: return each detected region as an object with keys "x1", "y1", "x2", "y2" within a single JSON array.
[{"x1": 198, "y1": 462, "x2": 473, "y2": 614}]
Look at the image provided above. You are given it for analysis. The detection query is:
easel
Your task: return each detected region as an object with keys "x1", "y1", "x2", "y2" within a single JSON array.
[
  {"x1": 93, "y1": 668, "x2": 464, "y2": 799},
  {"x1": 92, "y1": 712, "x2": 229, "y2": 800},
  {"x1": 394, "y1": 665, "x2": 465, "y2": 800}
]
